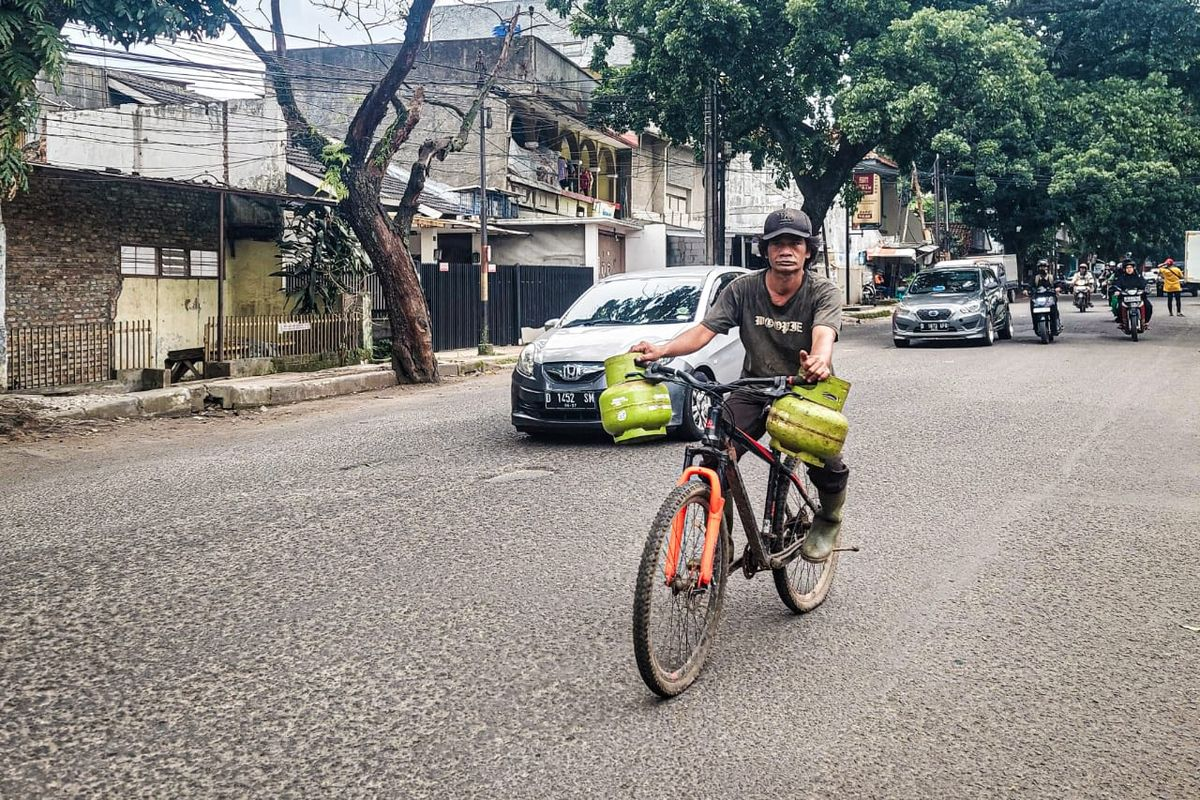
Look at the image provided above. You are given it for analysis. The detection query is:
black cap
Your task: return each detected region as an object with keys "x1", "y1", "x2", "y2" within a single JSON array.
[{"x1": 761, "y1": 208, "x2": 814, "y2": 241}]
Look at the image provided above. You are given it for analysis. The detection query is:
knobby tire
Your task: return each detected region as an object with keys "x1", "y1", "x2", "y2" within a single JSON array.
[{"x1": 632, "y1": 481, "x2": 730, "y2": 697}]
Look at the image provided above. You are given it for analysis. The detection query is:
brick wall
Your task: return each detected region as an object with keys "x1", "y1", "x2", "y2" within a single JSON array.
[
  {"x1": 4, "y1": 173, "x2": 219, "y2": 325},
  {"x1": 667, "y1": 234, "x2": 707, "y2": 267}
]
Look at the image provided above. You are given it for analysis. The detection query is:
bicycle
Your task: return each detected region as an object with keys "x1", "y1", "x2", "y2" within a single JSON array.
[{"x1": 630, "y1": 362, "x2": 852, "y2": 697}]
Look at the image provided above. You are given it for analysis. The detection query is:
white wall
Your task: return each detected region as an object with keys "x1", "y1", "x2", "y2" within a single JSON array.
[
  {"x1": 44, "y1": 97, "x2": 287, "y2": 193},
  {"x1": 584, "y1": 225, "x2": 599, "y2": 276},
  {"x1": 725, "y1": 153, "x2": 806, "y2": 235},
  {"x1": 625, "y1": 224, "x2": 667, "y2": 271}
]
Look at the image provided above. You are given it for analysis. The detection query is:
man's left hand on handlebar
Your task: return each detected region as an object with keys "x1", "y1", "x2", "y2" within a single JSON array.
[{"x1": 799, "y1": 349, "x2": 831, "y2": 382}]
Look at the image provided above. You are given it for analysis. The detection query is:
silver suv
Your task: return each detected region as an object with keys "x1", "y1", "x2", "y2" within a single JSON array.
[{"x1": 892, "y1": 264, "x2": 1014, "y2": 347}]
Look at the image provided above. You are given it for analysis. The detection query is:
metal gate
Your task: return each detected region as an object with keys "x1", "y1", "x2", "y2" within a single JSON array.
[{"x1": 370, "y1": 264, "x2": 594, "y2": 351}]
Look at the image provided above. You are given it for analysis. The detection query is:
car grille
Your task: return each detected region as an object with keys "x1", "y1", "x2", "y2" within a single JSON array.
[
  {"x1": 916, "y1": 308, "x2": 953, "y2": 321},
  {"x1": 542, "y1": 361, "x2": 605, "y2": 384}
]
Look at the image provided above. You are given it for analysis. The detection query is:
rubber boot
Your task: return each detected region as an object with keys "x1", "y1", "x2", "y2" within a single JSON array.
[{"x1": 801, "y1": 488, "x2": 846, "y2": 562}]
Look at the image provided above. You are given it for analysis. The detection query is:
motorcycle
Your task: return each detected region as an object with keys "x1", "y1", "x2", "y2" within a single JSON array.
[
  {"x1": 1073, "y1": 285, "x2": 1092, "y2": 312},
  {"x1": 861, "y1": 282, "x2": 878, "y2": 306},
  {"x1": 1031, "y1": 289, "x2": 1058, "y2": 344},
  {"x1": 1116, "y1": 287, "x2": 1147, "y2": 341}
]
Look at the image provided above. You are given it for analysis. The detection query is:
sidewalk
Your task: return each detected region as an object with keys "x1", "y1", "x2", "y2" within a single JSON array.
[{"x1": 1, "y1": 348, "x2": 522, "y2": 427}]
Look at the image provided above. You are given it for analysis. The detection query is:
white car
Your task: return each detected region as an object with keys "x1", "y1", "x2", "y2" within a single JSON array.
[{"x1": 511, "y1": 267, "x2": 748, "y2": 439}]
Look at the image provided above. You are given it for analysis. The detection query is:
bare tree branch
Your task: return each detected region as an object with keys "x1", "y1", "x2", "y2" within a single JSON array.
[
  {"x1": 228, "y1": 11, "x2": 328, "y2": 163},
  {"x1": 269, "y1": 0, "x2": 285, "y2": 55},
  {"x1": 393, "y1": 10, "x2": 521, "y2": 234},
  {"x1": 343, "y1": 0, "x2": 437, "y2": 166},
  {"x1": 367, "y1": 86, "x2": 425, "y2": 175}
]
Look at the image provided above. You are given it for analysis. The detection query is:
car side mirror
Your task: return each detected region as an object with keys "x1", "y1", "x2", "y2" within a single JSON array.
[{"x1": 543, "y1": 318, "x2": 560, "y2": 330}]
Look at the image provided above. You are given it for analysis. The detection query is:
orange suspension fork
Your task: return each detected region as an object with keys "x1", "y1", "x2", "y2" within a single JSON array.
[{"x1": 663, "y1": 467, "x2": 726, "y2": 589}]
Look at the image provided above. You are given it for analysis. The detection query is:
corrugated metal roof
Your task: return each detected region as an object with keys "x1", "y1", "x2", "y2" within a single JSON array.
[
  {"x1": 286, "y1": 144, "x2": 464, "y2": 215},
  {"x1": 106, "y1": 69, "x2": 209, "y2": 105}
]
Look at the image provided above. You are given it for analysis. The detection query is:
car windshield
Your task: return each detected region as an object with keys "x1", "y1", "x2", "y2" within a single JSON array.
[
  {"x1": 561, "y1": 277, "x2": 704, "y2": 327},
  {"x1": 908, "y1": 270, "x2": 980, "y2": 295}
]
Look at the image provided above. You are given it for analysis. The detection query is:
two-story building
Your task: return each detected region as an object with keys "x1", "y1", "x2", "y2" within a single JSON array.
[{"x1": 286, "y1": 37, "x2": 640, "y2": 281}]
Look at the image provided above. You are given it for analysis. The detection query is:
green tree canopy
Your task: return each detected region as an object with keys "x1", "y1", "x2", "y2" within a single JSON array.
[
  {"x1": 554, "y1": 0, "x2": 1052, "y2": 226},
  {"x1": 1048, "y1": 74, "x2": 1200, "y2": 258}
]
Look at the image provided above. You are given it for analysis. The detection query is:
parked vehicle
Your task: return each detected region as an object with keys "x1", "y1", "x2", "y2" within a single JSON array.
[
  {"x1": 1183, "y1": 232, "x2": 1200, "y2": 295},
  {"x1": 1031, "y1": 288, "x2": 1058, "y2": 344},
  {"x1": 511, "y1": 267, "x2": 748, "y2": 439},
  {"x1": 891, "y1": 264, "x2": 1014, "y2": 347},
  {"x1": 1116, "y1": 287, "x2": 1147, "y2": 341}
]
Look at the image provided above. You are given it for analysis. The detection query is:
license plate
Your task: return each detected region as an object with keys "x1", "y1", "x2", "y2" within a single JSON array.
[
  {"x1": 919, "y1": 322, "x2": 951, "y2": 331},
  {"x1": 1032, "y1": 307, "x2": 1051, "y2": 314},
  {"x1": 545, "y1": 391, "x2": 597, "y2": 409}
]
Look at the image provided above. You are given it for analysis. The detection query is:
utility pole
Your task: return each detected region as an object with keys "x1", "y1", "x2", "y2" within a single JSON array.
[
  {"x1": 931, "y1": 156, "x2": 940, "y2": 252},
  {"x1": 844, "y1": 201, "x2": 852, "y2": 305},
  {"x1": 703, "y1": 79, "x2": 725, "y2": 265},
  {"x1": 476, "y1": 51, "x2": 493, "y2": 355}
]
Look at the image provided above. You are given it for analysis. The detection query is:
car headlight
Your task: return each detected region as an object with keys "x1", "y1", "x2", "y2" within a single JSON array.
[
  {"x1": 959, "y1": 300, "x2": 983, "y2": 315},
  {"x1": 516, "y1": 339, "x2": 546, "y2": 377},
  {"x1": 893, "y1": 305, "x2": 917, "y2": 319}
]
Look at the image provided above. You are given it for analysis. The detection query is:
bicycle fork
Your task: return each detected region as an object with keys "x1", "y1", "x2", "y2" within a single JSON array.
[{"x1": 664, "y1": 467, "x2": 725, "y2": 589}]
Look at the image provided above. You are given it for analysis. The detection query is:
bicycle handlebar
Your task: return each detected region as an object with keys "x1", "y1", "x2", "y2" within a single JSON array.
[{"x1": 639, "y1": 361, "x2": 813, "y2": 397}]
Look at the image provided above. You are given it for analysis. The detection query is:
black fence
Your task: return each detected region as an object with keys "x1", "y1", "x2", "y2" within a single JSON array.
[{"x1": 369, "y1": 264, "x2": 594, "y2": 351}]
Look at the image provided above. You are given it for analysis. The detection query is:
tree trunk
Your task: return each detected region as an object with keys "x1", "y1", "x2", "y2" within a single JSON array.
[
  {"x1": 341, "y1": 180, "x2": 438, "y2": 384},
  {"x1": 794, "y1": 142, "x2": 874, "y2": 235}
]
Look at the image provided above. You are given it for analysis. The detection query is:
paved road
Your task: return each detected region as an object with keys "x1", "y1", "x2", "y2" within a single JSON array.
[{"x1": 3, "y1": 296, "x2": 1199, "y2": 798}]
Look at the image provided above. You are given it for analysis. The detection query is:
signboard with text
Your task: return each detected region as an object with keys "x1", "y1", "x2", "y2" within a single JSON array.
[{"x1": 852, "y1": 172, "x2": 882, "y2": 229}]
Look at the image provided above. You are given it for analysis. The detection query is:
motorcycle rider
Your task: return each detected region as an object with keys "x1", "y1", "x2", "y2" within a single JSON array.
[
  {"x1": 1071, "y1": 263, "x2": 1096, "y2": 307},
  {"x1": 1031, "y1": 261, "x2": 1062, "y2": 334},
  {"x1": 629, "y1": 208, "x2": 848, "y2": 563},
  {"x1": 1110, "y1": 259, "x2": 1153, "y2": 326}
]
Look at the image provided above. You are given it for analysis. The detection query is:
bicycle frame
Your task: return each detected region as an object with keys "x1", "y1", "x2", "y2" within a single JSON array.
[{"x1": 664, "y1": 384, "x2": 818, "y2": 588}]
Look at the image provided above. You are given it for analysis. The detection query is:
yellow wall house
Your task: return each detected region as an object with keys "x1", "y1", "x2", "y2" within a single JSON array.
[
  {"x1": 112, "y1": 240, "x2": 287, "y2": 364},
  {"x1": 104, "y1": 190, "x2": 299, "y2": 366}
]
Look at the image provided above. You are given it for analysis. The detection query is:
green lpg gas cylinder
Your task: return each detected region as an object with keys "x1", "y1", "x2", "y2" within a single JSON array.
[
  {"x1": 600, "y1": 353, "x2": 672, "y2": 444},
  {"x1": 603, "y1": 351, "x2": 644, "y2": 387},
  {"x1": 766, "y1": 377, "x2": 851, "y2": 466}
]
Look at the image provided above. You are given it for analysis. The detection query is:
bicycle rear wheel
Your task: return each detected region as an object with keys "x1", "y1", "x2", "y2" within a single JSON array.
[
  {"x1": 770, "y1": 458, "x2": 839, "y2": 613},
  {"x1": 632, "y1": 480, "x2": 730, "y2": 697}
]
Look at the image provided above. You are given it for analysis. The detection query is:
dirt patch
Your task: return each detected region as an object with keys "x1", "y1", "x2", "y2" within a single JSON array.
[{"x1": 0, "y1": 403, "x2": 44, "y2": 439}]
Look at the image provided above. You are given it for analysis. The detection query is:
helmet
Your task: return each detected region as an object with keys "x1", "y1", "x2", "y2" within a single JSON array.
[{"x1": 1108, "y1": 261, "x2": 1116, "y2": 267}]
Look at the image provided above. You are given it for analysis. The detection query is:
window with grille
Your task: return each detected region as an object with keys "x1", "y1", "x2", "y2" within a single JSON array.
[
  {"x1": 160, "y1": 248, "x2": 188, "y2": 277},
  {"x1": 191, "y1": 250, "x2": 218, "y2": 278},
  {"x1": 120, "y1": 246, "x2": 157, "y2": 276}
]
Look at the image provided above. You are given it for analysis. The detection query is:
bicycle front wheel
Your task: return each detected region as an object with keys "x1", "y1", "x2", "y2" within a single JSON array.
[
  {"x1": 632, "y1": 480, "x2": 730, "y2": 697},
  {"x1": 771, "y1": 459, "x2": 839, "y2": 614}
]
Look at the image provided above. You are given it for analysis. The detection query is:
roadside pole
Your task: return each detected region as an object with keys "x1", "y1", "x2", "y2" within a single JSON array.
[{"x1": 476, "y1": 53, "x2": 493, "y2": 356}]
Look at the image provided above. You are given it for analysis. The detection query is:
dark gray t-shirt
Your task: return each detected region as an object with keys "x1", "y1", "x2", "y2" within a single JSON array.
[{"x1": 702, "y1": 270, "x2": 842, "y2": 377}]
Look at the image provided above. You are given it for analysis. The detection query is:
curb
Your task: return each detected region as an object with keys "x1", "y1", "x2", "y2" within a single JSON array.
[
  {"x1": 207, "y1": 370, "x2": 398, "y2": 410},
  {"x1": 10, "y1": 357, "x2": 517, "y2": 425}
]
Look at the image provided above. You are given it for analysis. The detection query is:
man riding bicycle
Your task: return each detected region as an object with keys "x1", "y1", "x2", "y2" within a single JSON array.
[{"x1": 630, "y1": 208, "x2": 848, "y2": 562}]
